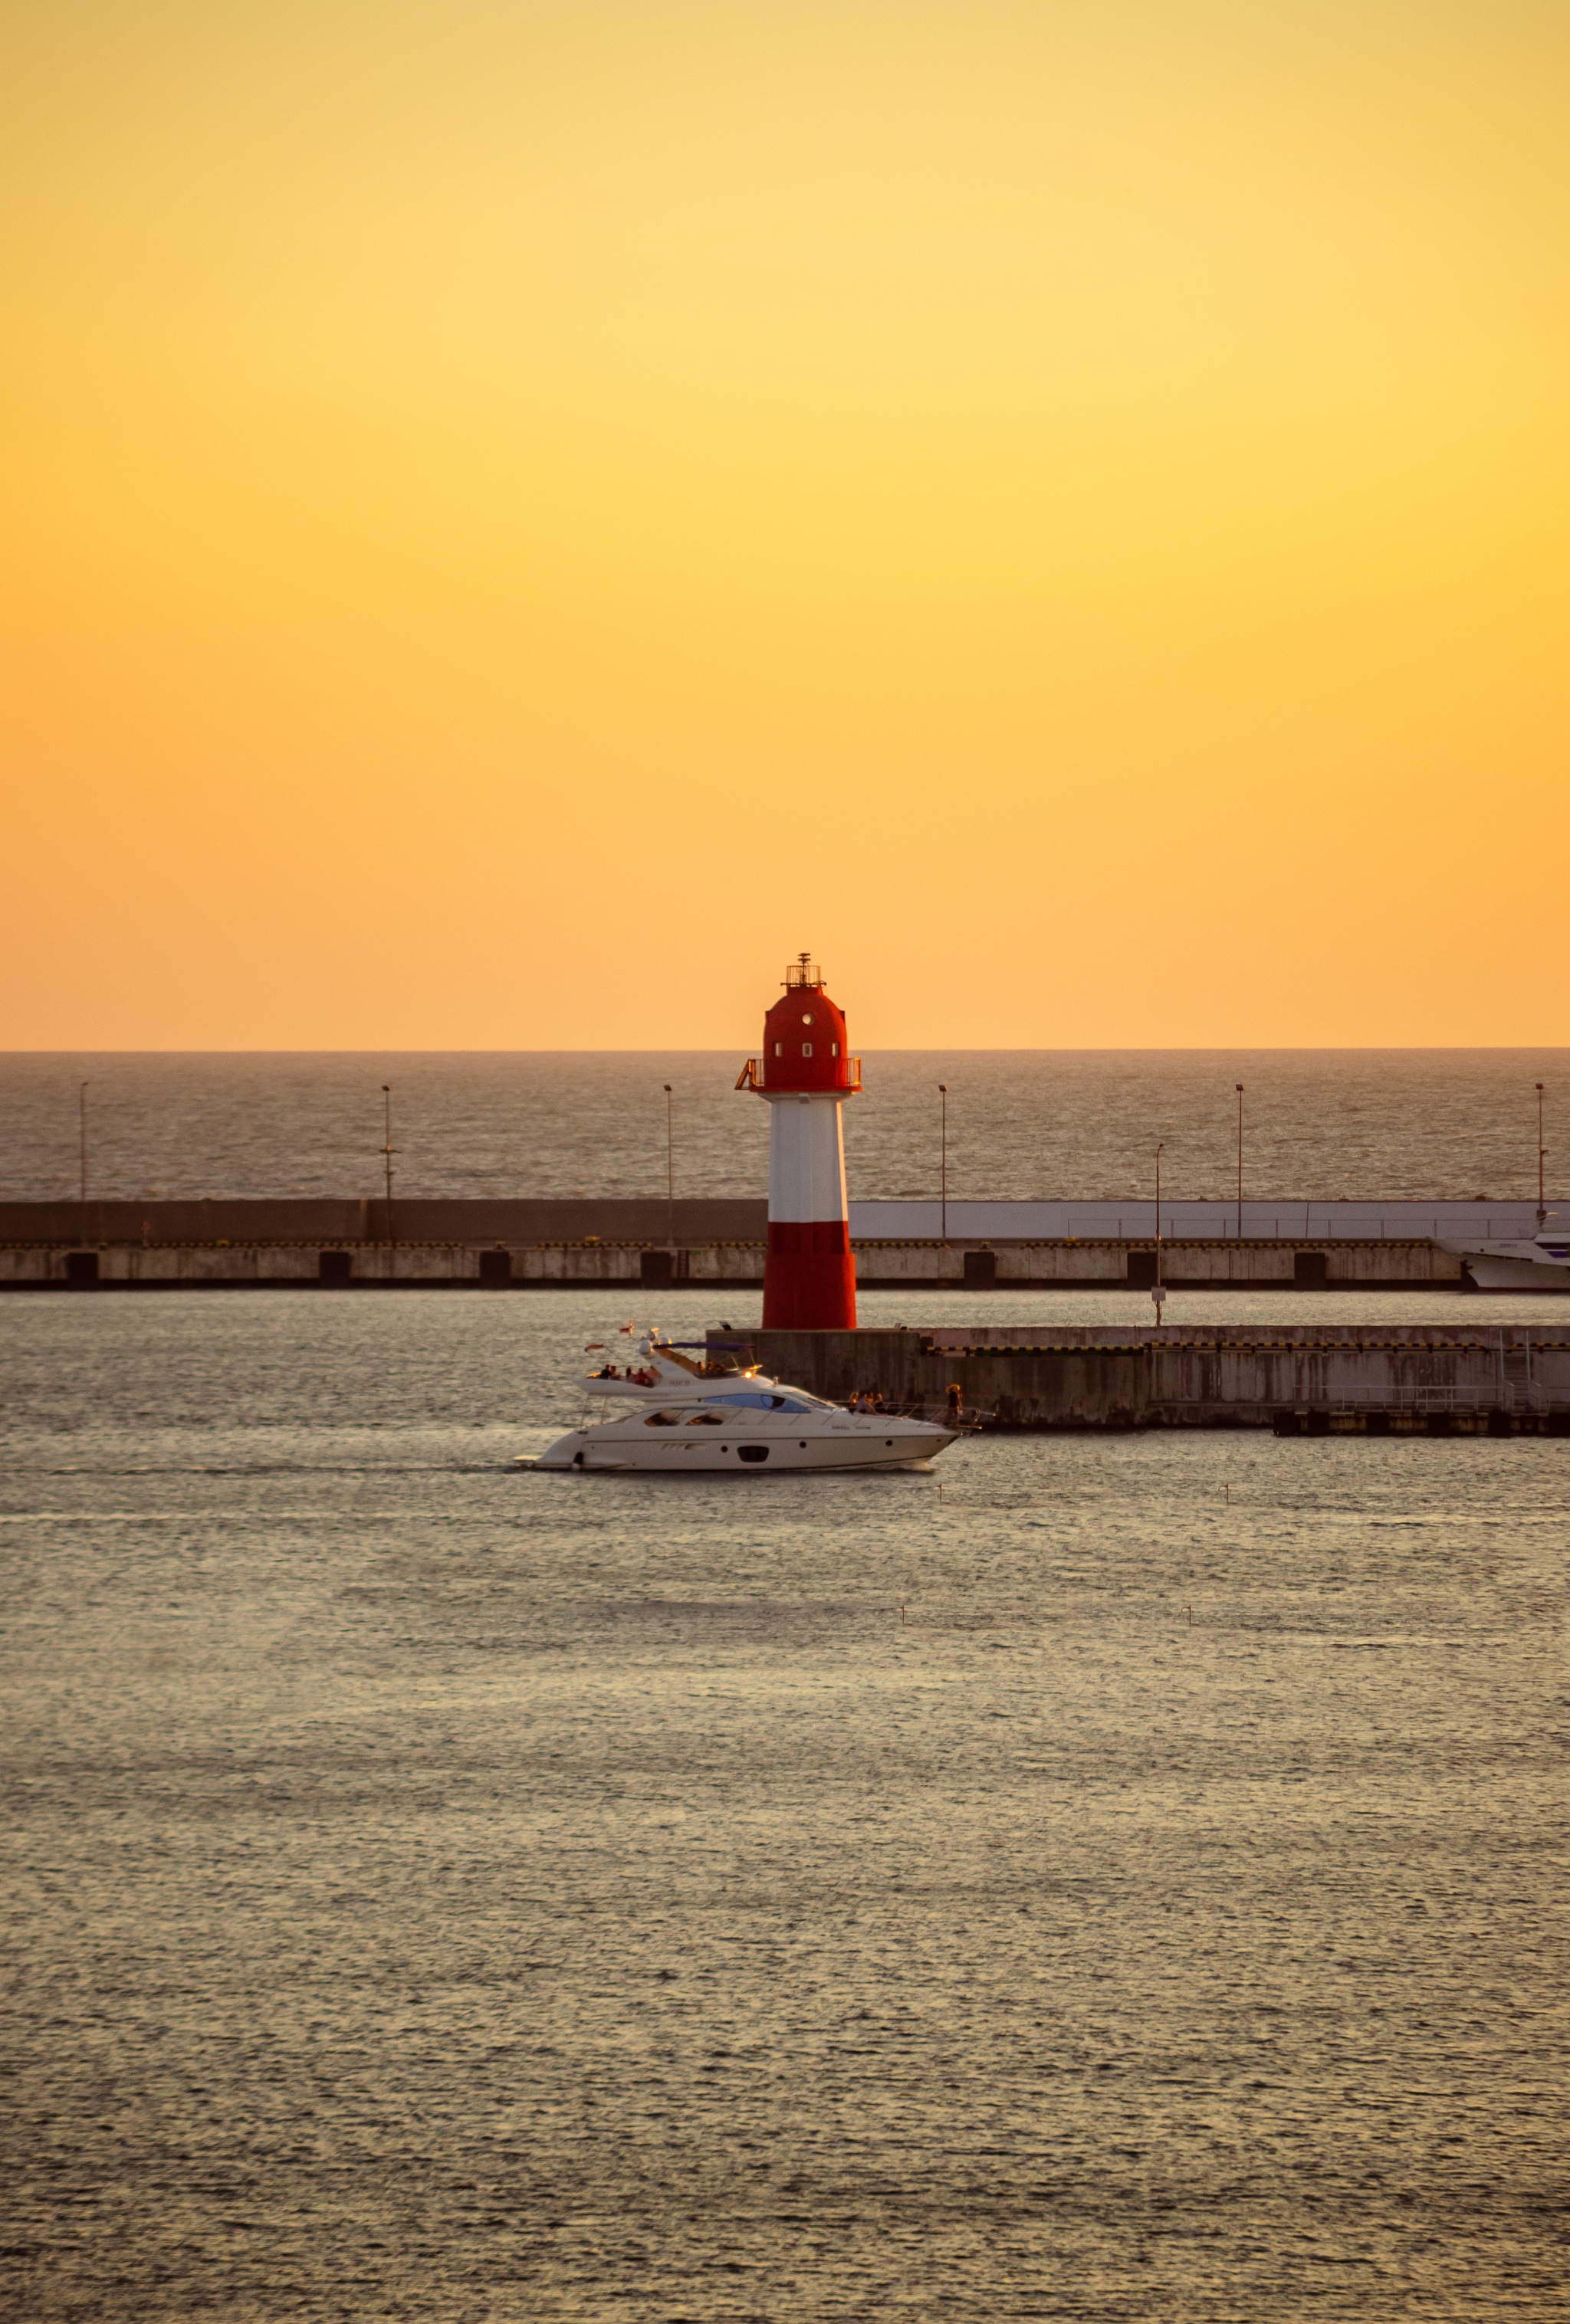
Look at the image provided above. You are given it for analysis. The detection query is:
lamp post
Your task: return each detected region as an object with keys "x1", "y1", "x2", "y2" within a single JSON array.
[
  {"x1": 664, "y1": 1084, "x2": 675, "y2": 1246},
  {"x1": 381, "y1": 1084, "x2": 396, "y2": 1244},
  {"x1": 1537, "y1": 1081, "x2": 1547, "y2": 1230},
  {"x1": 78, "y1": 1081, "x2": 90, "y2": 1233},
  {"x1": 1153, "y1": 1140, "x2": 1165, "y2": 1326},
  {"x1": 1235, "y1": 1082, "x2": 1244, "y2": 1241},
  {"x1": 939, "y1": 1084, "x2": 948, "y2": 1246}
]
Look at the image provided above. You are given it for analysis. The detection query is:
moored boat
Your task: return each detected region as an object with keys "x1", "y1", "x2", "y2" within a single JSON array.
[{"x1": 1440, "y1": 1229, "x2": 1570, "y2": 1292}]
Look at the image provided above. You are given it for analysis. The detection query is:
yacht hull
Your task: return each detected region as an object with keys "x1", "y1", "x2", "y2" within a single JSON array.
[
  {"x1": 534, "y1": 1426, "x2": 956, "y2": 1474},
  {"x1": 1461, "y1": 1255, "x2": 1570, "y2": 1292},
  {"x1": 1441, "y1": 1237, "x2": 1570, "y2": 1292}
]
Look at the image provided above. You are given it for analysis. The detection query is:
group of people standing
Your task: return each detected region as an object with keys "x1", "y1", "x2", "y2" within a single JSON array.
[{"x1": 848, "y1": 1384, "x2": 968, "y2": 1420}]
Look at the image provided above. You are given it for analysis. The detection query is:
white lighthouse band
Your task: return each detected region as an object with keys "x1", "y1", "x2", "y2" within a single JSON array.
[{"x1": 767, "y1": 1090, "x2": 852, "y2": 1225}]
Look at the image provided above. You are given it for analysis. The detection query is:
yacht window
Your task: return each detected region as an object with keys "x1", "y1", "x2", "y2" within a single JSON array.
[
  {"x1": 643, "y1": 1410, "x2": 685, "y2": 1427},
  {"x1": 686, "y1": 1410, "x2": 725, "y2": 1426}
]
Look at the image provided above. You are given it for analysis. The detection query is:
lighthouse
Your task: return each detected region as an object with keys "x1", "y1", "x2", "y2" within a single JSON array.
[{"x1": 736, "y1": 953, "x2": 860, "y2": 1330}]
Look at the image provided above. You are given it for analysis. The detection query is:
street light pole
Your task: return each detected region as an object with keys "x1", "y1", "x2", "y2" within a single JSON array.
[
  {"x1": 1154, "y1": 1139, "x2": 1165, "y2": 1325},
  {"x1": 1236, "y1": 1082, "x2": 1244, "y2": 1241},
  {"x1": 79, "y1": 1081, "x2": 90, "y2": 1232},
  {"x1": 664, "y1": 1084, "x2": 675, "y2": 1245},
  {"x1": 382, "y1": 1085, "x2": 396, "y2": 1244},
  {"x1": 1537, "y1": 1081, "x2": 1547, "y2": 1230},
  {"x1": 939, "y1": 1084, "x2": 948, "y2": 1246}
]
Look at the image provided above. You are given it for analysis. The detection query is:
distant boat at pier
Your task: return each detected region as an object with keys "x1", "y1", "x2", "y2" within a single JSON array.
[{"x1": 1438, "y1": 1229, "x2": 1570, "y2": 1292}]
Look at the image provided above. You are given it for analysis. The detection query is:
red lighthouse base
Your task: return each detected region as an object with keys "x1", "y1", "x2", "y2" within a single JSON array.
[{"x1": 762, "y1": 1221, "x2": 857, "y2": 1331}]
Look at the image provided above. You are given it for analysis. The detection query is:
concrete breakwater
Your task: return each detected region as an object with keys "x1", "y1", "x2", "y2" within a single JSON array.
[
  {"x1": 751, "y1": 1324, "x2": 1570, "y2": 1435},
  {"x1": 0, "y1": 1236, "x2": 1467, "y2": 1292},
  {"x1": 0, "y1": 1197, "x2": 767, "y2": 1247},
  {"x1": 4, "y1": 1196, "x2": 1546, "y2": 1244},
  {"x1": 0, "y1": 1197, "x2": 760, "y2": 1290},
  {"x1": 5, "y1": 1196, "x2": 1565, "y2": 1293},
  {"x1": 0, "y1": 1196, "x2": 1493, "y2": 1291}
]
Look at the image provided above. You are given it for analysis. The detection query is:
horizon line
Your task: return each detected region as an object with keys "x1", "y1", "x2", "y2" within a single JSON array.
[{"x1": 4, "y1": 1045, "x2": 1567, "y2": 1060}]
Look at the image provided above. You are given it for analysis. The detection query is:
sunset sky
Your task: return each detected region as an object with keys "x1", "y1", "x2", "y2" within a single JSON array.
[{"x1": 4, "y1": 1, "x2": 1567, "y2": 1049}]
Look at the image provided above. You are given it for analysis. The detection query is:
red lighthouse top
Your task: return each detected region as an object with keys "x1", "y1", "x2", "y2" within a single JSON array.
[{"x1": 736, "y1": 953, "x2": 861, "y2": 1095}]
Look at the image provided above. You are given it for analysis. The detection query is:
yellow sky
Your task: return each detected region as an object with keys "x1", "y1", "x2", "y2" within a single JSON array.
[{"x1": 3, "y1": 0, "x2": 1567, "y2": 1048}]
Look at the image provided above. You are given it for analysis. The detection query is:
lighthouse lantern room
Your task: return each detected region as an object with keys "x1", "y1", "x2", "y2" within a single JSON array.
[{"x1": 736, "y1": 953, "x2": 860, "y2": 1330}]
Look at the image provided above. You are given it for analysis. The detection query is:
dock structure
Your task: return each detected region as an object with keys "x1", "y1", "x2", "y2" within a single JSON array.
[
  {"x1": 751, "y1": 1324, "x2": 1570, "y2": 1436},
  {"x1": 0, "y1": 1197, "x2": 1559, "y2": 1294}
]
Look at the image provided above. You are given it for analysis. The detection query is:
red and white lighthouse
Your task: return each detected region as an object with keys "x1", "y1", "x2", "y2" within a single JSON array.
[{"x1": 737, "y1": 953, "x2": 860, "y2": 1331}]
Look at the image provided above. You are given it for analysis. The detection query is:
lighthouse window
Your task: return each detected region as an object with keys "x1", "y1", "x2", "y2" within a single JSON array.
[
  {"x1": 801, "y1": 1013, "x2": 814, "y2": 1025},
  {"x1": 830, "y1": 1042, "x2": 839, "y2": 1057},
  {"x1": 773, "y1": 1041, "x2": 782, "y2": 1056},
  {"x1": 801, "y1": 1042, "x2": 813, "y2": 1058}
]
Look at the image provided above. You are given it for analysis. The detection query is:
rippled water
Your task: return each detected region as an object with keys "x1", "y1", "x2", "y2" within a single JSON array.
[
  {"x1": 4, "y1": 1288, "x2": 1567, "y2": 2319},
  {"x1": 3, "y1": 1049, "x2": 1564, "y2": 1205}
]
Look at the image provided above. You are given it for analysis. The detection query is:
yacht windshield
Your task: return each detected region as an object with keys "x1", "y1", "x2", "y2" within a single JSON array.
[{"x1": 709, "y1": 1390, "x2": 823, "y2": 1413}]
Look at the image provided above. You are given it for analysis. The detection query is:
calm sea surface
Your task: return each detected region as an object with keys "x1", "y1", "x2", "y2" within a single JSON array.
[
  {"x1": 4, "y1": 1286, "x2": 1567, "y2": 2320},
  {"x1": 2, "y1": 1050, "x2": 1565, "y2": 1204}
]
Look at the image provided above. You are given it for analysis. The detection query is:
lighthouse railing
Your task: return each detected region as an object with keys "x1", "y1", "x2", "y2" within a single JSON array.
[{"x1": 734, "y1": 1056, "x2": 862, "y2": 1093}]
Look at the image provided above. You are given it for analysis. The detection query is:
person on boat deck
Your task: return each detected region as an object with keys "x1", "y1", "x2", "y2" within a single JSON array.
[{"x1": 946, "y1": 1384, "x2": 963, "y2": 1420}]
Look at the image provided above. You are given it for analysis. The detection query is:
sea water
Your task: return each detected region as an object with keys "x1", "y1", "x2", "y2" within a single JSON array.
[
  {"x1": 2, "y1": 1049, "x2": 1564, "y2": 1205},
  {"x1": 3, "y1": 1285, "x2": 1566, "y2": 2319}
]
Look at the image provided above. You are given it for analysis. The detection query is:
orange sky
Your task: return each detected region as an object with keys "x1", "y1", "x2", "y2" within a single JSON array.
[{"x1": 3, "y1": 1, "x2": 1567, "y2": 1049}]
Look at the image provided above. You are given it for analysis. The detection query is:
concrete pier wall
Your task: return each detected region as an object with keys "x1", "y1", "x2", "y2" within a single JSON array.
[
  {"x1": 852, "y1": 1199, "x2": 1552, "y2": 1241},
  {"x1": 752, "y1": 1324, "x2": 1570, "y2": 1431},
  {"x1": 0, "y1": 1241, "x2": 767, "y2": 1288},
  {"x1": 848, "y1": 1239, "x2": 1462, "y2": 1288},
  {"x1": 0, "y1": 1197, "x2": 767, "y2": 1246},
  {"x1": 0, "y1": 1236, "x2": 1467, "y2": 1290},
  {"x1": 1, "y1": 1196, "x2": 1559, "y2": 1293}
]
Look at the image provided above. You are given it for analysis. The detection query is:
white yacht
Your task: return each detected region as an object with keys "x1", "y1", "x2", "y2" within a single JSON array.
[
  {"x1": 1439, "y1": 1226, "x2": 1570, "y2": 1292},
  {"x1": 524, "y1": 1328, "x2": 959, "y2": 1475}
]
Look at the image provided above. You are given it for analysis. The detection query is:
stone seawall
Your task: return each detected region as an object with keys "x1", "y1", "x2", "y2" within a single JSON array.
[
  {"x1": 751, "y1": 1324, "x2": 1570, "y2": 1433},
  {"x1": 7, "y1": 1197, "x2": 1561, "y2": 1293},
  {"x1": 0, "y1": 1197, "x2": 768, "y2": 1246},
  {"x1": 0, "y1": 1242, "x2": 767, "y2": 1289},
  {"x1": 0, "y1": 1228, "x2": 1476, "y2": 1292},
  {"x1": 0, "y1": 1239, "x2": 1460, "y2": 1290}
]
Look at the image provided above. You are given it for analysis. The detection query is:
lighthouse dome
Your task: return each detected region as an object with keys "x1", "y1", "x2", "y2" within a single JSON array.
[{"x1": 760, "y1": 954, "x2": 856, "y2": 1093}]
